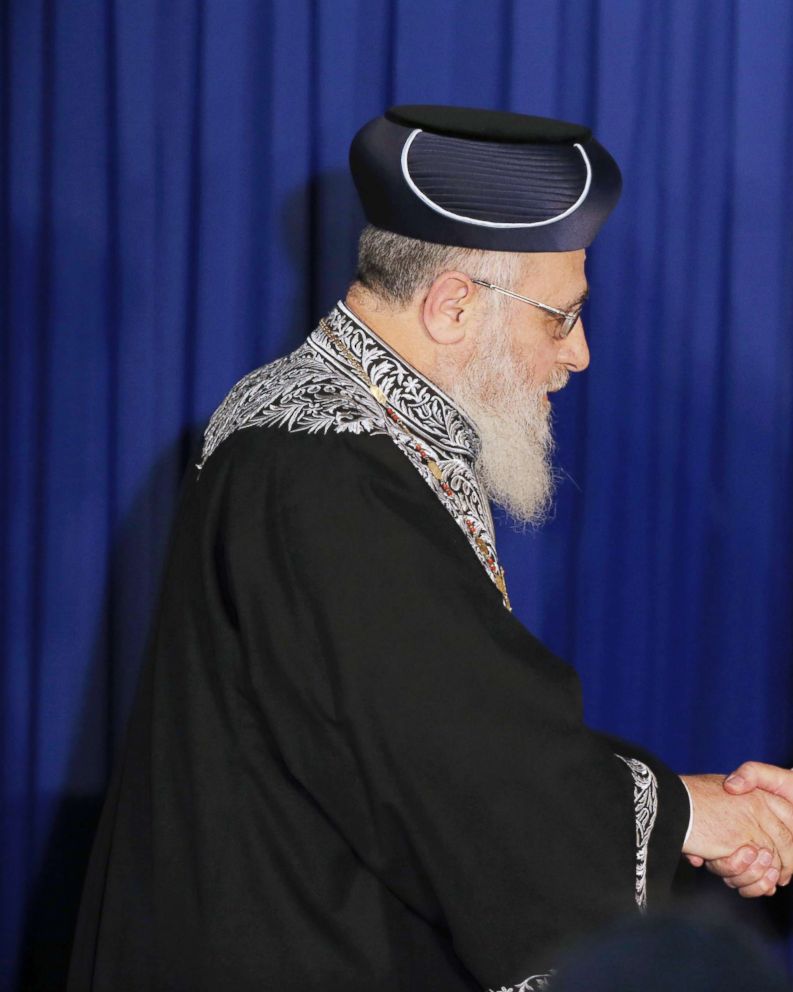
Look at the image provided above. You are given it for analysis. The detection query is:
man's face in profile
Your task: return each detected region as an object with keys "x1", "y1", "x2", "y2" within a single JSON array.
[
  {"x1": 436, "y1": 249, "x2": 590, "y2": 527},
  {"x1": 499, "y1": 248, "x2": 590, "y2": 396}
]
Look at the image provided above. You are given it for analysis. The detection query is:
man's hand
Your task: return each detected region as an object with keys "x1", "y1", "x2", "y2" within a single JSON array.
[
  {"x1": 680, "y1": 773, "x2": 793, "y2": 897},
  {"x1": 689, "y1": 844, "x2": 781, "y2": 897},
  {"x1": 682, "y1": 767, "x2": 793, "y2": 897}
]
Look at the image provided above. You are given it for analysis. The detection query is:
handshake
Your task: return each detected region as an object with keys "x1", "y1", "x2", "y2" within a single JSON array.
[{"x1": 682, "y1": 761, "x2": 793, "y2": 898}]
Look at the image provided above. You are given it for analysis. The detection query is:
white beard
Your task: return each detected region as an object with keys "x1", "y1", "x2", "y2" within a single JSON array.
[{"x1": 434, "y1": 313, "x2": 569, "y2": 528}]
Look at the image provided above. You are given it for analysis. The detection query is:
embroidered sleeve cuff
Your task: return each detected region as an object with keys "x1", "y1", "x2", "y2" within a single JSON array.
[{"x1": 615, "y1": 754, "x2": 659, "y2": 910}]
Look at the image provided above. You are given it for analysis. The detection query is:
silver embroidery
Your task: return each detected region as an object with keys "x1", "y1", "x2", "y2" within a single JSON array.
[
  {"x1": 487, "y1": 971, "x2": 554, "y2": 992},
  {"x1": 198, "y1": 302, "x2": 506, "y2": 599},
  {"x1": 616, "y1": 754, "x2": 658, "y2": 911},
  {"x1": 198, "y1": 343, "x2": 385, "y2": 458},
  {"x1": 315, "y1": 303, "x2": 480, "y2": 459}
]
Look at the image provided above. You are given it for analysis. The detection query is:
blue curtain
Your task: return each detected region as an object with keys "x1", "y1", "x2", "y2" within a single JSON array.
[{"x1": 3, "y1": 1, "x2": 792, "y2": 988}]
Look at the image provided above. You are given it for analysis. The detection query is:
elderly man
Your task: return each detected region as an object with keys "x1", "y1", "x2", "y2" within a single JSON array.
[{"x1": 67, "y1": 105, "x2": 793, "y2": 992}]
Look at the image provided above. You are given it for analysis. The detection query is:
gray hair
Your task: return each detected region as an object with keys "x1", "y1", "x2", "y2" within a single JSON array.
[{"x1": 352, "y1": 224, "x2": 524, "y2": 308}]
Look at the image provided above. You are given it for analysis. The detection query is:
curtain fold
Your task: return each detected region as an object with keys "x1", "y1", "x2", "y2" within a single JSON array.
[{"x1": 2, "y1": 1, "x2": 792, "y2": 987}]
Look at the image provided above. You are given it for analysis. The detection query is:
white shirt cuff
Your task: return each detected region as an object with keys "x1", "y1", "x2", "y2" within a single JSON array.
[{"x1": 680, "y1": 777, "x2": 694, "y2": 846}]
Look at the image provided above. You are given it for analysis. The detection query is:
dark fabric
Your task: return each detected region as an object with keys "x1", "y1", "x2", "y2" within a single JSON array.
[
  {"x1": 66, "y1": 423, "x2": 688, "y2": 992},
  {"x1": 405, "y1": 131, "x2": 591, "y2": 223},
  {"x1": 384, "y1": 105, "x2": 592, "y2": 143},
  {"x1": 349, "y1": 112, "x2": 623, "y2": 251}
]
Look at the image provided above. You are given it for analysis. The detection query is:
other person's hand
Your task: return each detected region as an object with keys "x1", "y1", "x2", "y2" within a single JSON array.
[{"x1": 723, "y1": 761, "x2": 793, "y2": 805}]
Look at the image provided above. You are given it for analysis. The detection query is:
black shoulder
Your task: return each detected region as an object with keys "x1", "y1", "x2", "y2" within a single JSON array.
[
  {"x1": 194, "y1": 422, "x2": 497, "y2": 604},
  {"x1": 195, "y1": 422, "x2": 429, "y2": 508}
]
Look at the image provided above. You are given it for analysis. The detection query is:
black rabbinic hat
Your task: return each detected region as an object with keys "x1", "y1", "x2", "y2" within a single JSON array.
[{"x1": 349, "y1": 104, "x2": 622, "y2": 252}]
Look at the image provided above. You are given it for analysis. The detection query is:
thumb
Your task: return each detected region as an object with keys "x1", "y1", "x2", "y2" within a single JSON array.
[{"x1": 724, "y1": 761, "x2": 793, "y2": 801}]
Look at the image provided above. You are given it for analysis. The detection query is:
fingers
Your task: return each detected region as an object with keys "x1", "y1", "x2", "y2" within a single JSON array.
[
  {"x1": 705, "y1": 845, "x2": 763, "y2": 879},
  {"x1": 736, "y1": 866, "x2": 778, "y2": 898},
  {"x1": 724, "y1": 762, "x2": 793, "y2": 803},
  {"x1": 703, "y1": 845, "x2": 782, "y2": 898},
  {"x1": 757, "y1": 793, "x2": 793, "y2": 882},
  {"x1": 711, "y1": 849, "x2": 774, "y2": 887},
  {"x1": 685, "y1": 854, "x2": 705, "y2": 868}
]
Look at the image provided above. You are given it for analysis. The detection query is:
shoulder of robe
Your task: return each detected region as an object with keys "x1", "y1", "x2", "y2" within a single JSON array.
[
  {"x1": 201, "y1": 423, "x2": 537, "y2": 622},
  {"x1": 194, "y1": 423, "x2": 472, "y2": 555}
]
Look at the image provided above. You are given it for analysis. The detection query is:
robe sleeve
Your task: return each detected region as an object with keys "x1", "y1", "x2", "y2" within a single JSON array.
[
  {"x1": 212, "y1": 427, "x2": 690, "y2": 990},
  {"x1": 593, "y1": 731, "x2": 691, "y2": 905}
]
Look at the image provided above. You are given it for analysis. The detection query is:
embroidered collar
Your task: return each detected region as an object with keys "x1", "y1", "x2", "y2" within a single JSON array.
[{"x1": 309, "y1": 301, "x2": 482, "y2": 463}]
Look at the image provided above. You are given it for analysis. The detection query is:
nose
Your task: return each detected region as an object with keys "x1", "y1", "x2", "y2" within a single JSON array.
[{"x1": 558, "y1": 317, "x2": 590, "y2": 372}]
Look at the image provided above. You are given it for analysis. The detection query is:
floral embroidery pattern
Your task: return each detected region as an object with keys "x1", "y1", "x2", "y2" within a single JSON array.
[
  {"x1": 198, "y1": 344, "x2": 384, "y2": 456},
  {"x1": 616, "y1": 754, "x2": 658, "y2": 910},
  {"x1": 315, "y1": 303, "x2": 480, "y2": 458}
]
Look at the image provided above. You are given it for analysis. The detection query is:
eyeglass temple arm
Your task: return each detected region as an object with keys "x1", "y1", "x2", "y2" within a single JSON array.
[{"x1": 471, "y1": 278, "x2": 571, "y2": 317}]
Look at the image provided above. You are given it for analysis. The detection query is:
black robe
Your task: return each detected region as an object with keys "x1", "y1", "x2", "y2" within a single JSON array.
[{"x1": 66, "y1": 301, "x2": 690, "y2": 992}]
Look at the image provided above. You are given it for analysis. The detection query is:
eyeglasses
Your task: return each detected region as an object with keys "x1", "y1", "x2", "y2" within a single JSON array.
[{"x1": 471, "y1": 278, "x2": 585, "y2": 339}]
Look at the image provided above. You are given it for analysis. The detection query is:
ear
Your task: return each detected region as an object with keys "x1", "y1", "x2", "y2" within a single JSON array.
[{"x1": 420, "y1": 271, "x2": 478, "y2": 345}]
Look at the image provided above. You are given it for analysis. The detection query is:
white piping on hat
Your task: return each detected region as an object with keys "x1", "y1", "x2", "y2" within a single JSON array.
[{"x1": 399, "y1": 128, "x2": 592, "y2": 229}]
